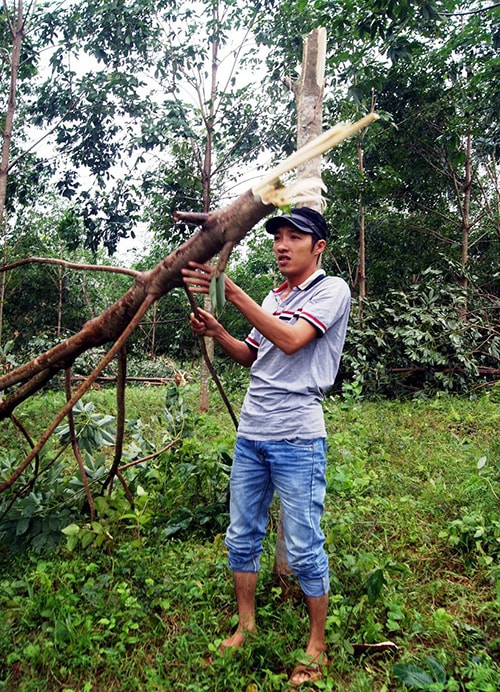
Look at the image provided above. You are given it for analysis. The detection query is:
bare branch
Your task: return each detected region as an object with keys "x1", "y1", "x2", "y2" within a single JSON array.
[
  {"x1": 65, "y1": 368, "x2": 95, "y2": 522},
  {"x1": 104, "y1": 346, "x2": 127, "y2": 492},
  {"x1": 0, "y1": 256, "x2": 140, "y2": 278}
]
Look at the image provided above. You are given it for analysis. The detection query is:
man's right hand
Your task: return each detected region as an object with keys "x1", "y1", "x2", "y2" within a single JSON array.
[{"x1": 188, "y1": 307, "x2": 221, "y2": 339}]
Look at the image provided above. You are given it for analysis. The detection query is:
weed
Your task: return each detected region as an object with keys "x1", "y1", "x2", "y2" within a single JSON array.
[{"x1": 0, "y1": 392, "x2": 498, "y2": 690}]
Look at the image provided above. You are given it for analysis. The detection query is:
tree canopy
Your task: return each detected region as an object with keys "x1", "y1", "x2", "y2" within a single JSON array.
[{"x1": 0, "y1": 0, "x2": 498, "y2": 393}]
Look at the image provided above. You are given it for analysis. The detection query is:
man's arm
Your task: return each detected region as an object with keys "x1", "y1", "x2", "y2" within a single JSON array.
[
  {"x1": 183, "y1": 262, "x2": 318, "y2": 355},
  {"x1": 225, "y1": 277, "x2": 318, "y2": 354}
]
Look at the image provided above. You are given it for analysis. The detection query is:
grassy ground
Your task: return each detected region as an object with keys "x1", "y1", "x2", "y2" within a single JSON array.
[{"x1": 0, "y1": 387, "x2": 498, "y2": 691}]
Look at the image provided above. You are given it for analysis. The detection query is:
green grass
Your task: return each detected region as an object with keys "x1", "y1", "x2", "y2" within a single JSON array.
[{"x1": 0, "y1": 388, "x2": 499, "y2": 690}]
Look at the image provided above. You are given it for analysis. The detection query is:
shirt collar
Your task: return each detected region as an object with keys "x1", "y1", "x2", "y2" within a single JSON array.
[
  {"x1": 298, "y1": 269, "x2": 326, "y2": 290},
  {"x1": 273, "y1": 269, "x2": 326, "y2": 295}
]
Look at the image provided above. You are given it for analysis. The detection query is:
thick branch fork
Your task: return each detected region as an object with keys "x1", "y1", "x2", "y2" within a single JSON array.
[{"x1": 0, "y1": 190, "x2": 275, "y2": 416}]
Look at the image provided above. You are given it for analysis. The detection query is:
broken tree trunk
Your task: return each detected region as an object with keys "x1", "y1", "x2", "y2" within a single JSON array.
[
  {"x1": 273, "y1": 27, "x2": 327, "y2": 580},
  {"x1": 296, "y1": 27, "x2": 327, "y2": 211}
]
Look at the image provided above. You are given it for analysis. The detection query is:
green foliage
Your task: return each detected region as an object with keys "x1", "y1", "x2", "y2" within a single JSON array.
[
  {"x1": 7, "y1": 0, "x2": 286, "y2": 255},
  {"x1": 341, "y1": 270, "x2": 498, "y2": 397},
  {"x1": 0, "y1": 392, "x2": 499, "y2": 689},
  {"x1": 56, "y1": 399, "x2": 116, "y2": 453},
  {"x1": 393, "y1": 656, "x2": 447, "y2": 690},
  {"x1": 0, "y1": 453, "x2": 80, "y2": 552},
  {"x1": 0, "y1": 384, "x2": 233, "y2": 552},
  {"x1": 439, "y1": 505, "x2": 500, "y2": 569},
  {"x1": 0, "y1": 338, "x2": 17, "y2": 374}
]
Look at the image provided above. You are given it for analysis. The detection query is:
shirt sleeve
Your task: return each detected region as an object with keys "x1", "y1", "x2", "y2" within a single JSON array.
[{"x1": 297, "y1": 277, "x2": 351, "y2": 336}]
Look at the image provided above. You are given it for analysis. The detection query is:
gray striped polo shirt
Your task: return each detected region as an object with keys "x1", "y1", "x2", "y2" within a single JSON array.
[{"x1": 237, "y1": 269, "x2": 351, "y2": 441}]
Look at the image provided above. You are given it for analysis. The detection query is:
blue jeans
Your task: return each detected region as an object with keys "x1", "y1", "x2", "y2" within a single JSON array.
[{"x1": 225, "y1": 436, "x2": 329, "y2": 597}]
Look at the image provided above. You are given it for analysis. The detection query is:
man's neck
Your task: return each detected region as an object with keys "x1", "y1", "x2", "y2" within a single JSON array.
[{"x1": 282, "y1": 265, "x2": 321, "y2": 292}]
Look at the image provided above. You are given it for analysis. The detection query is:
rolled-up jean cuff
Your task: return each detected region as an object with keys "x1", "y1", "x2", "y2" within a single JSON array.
[
  {"x1": 227, "y1": 554, "x2": 261, "y2": 573},
  {"x1": 298, "y1": 574, "x2": 330, "y2": 598}
]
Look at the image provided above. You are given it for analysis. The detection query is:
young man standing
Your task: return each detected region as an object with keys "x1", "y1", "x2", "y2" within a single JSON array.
[{"x1": 182, "y1": 207, "x2": 351, "y2": 686}]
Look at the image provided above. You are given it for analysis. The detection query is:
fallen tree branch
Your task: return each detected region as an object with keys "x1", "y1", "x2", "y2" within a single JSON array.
[
  {"x1": 65, "y1": 368, "x2": 95, "y2": 522},
  {"x1": 0, "y1": 292, "x2": 155, "y2": 492},
  {"x1": 184, "y1": 285, "x2": 239, "y2": 430},
  {"x1": 104, "y1": 346, "x2": 128, "y2": 494},
  {"x1": 0, "y1": 113, "x2": 380, "y2": 496},
  {"x1": 118, "y1": 438, "x2": 180, "y2": 472},
  {"x1": 69, "y1": 376, "x2": 183, "y2": 385},
  {"x1": 1, "y1": 114, "x2": 378, "y2": 414}
]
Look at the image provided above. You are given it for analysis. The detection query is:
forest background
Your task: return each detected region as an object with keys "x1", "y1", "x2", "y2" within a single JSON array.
[
  {"x1": 0, "y1": 0, "x2": 498, "y2": 399},
  {"x1": 0, "y1": 1, "x2": 499, "y2": 690}
]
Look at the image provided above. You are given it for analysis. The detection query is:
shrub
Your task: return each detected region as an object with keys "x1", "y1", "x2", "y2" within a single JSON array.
[{"x1": 342, "y1": 269, "x2": 498, "y2": 397}]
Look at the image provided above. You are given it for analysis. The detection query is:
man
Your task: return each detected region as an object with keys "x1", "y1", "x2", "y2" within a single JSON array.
[{"x1": 182, "y1": 207, "x2": 351, "y2": 687}]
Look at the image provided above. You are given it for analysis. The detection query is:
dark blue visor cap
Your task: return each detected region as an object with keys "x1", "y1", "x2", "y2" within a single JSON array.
[{"x1": 265, "y1": 207, "x2": 328, "y2": 241}]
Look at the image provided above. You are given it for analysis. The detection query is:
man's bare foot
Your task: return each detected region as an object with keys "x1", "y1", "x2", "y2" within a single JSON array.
[
  {"x1": 220, "y1": 627, "x2": 256, "y2": 651},
  {"x1": 289, "y1": 651, "x2": 328, "y2": 687}
]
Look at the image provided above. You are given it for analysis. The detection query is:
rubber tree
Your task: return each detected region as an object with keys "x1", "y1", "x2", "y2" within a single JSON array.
[
  {"x1": 370, "y1": 3, "x2": 500, "y2": 305},
  {"x1": 0, "y1": 0, "x2": 33, "y2": 345}
]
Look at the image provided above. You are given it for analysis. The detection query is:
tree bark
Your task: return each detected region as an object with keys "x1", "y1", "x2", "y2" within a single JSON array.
[{"x1": 296, "y1": 27, "x2": 326, "y2": 212}]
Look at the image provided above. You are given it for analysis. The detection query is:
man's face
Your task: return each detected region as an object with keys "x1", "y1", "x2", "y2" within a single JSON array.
[{"x1": 272, "y1": 224, "x2": 324, "y2": 277}]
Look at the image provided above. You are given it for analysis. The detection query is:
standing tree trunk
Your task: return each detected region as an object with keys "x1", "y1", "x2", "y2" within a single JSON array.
[
  {"x1": 357, "y1": 137, "x2": 367, "y2": 305},
  {"x1": 296, "y1": 27, "x2": 326, "y2": 212},
  {"x1": 197, "y1": 0, "x2": 219, "y2": 413},
  {"x1": 0, "y1": 219, "x2": 7, "y2": 347},
  {"x1": 354, "y1": 89, "x2": 377, "y2": 314},
  {"x1": 459, "y1": 133, "x2": 472, "y2": 309},
  {"x1": 0, "y1": 1, "x2": 25, "y2": 347},
  {"x1": 150, "y1": 302, "x2": 158, "y2": 355},
  {"x1": 57, "y1": 245, "x2": 64, "y2": 337},
  {"x1": 273, "y1": 27, "x2": 326, "y2": 580}
]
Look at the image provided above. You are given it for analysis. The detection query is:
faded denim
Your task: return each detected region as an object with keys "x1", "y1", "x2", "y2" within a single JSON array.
[{"x1": 225, "y1": 436, "x2": 329, "y2": 597}]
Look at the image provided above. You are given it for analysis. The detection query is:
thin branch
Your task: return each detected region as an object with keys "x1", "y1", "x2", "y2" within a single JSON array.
[
  {"x1": 7, "y1": 99, "x2": 79, "y2": 173},
  {"x1": 118, "y1": 438, "x2": 180, "y2": 472},
  {"x1": 0, "y1": 365, "x2": 60, "y2": 418},
  {"x1": 184, "y1": 284, "x2": 238, "y2": 430},
  {"x1": 9, "y1": 411, "x2": 39, "y2": 484},
  {"x1": 0, "y1": 256, "x2": 140, "y2": 278},
  {"x1": 104, "y1": 346, "x2": 127, "y2": 493},
  {"x1": 115, "y1": 469, "x2": 135, "y2": 506},
  {"x1": 2, "y1": 0, "x2": 15, "y2": 37},
  {"x1": 443, "y1": 3, "x2": 500, "y2": 17},
  {"x1": 20, "y1": 0, "x2": 38, "y2": 34},
  {"x1": 65, "y1": 368, "x2": 95, "y2": 521}
]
